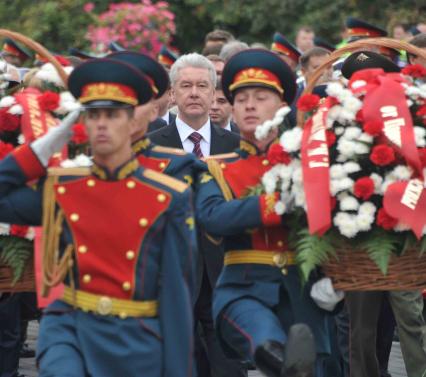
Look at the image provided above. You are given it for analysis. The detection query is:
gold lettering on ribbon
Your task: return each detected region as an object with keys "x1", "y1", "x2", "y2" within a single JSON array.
[
  {"x1": 401, "y1": 179, "x2": 423, "y2": 210},
  {"x1": 27, "y1": 95, "x2": 44, "y2": 137},
  {"x1": 380, "y1": 106, "x2": 405, "y2": 148},
  {"x1": 308, "y1": 108, "x2": 329, "y2": 168}
]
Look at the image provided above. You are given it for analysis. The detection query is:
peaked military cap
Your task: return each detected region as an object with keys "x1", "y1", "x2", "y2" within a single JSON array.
[
  {"x1": 68, "y1": 48, "x2": 97, "y2": 60},
  {"x1": 222, "y1": 48, "x2": 297, "y2": 105},
  {"x1": 1, "y1": 38, "x2": 32, "y2": 62},
  {"x1": 68, "y1": 58, "x2": 153, "y2": 108},
  {"x1": 108, "y1": 51, "x2": 169, "y2": 98},
  {"x1": 108, "y1": 41, "x2": 125, "y2": 52},
  {"x1": 271, "y1": 32, "x2": 301, "y2": 64},
  {"x1": 158, "y1": 45, "x2": 178, "y2": 69},
  {"x1": 313, "y1": 37, "x2": 336, "y2": 52},
  {"x1": 341, "y1": 50, "x2": 400, "y2": 79},
  {"x1": 346, "y1": 17, "x2": 387, "y2": 42}
]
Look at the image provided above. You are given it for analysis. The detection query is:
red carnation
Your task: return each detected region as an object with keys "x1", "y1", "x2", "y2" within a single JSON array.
[
  {"x1": 354, "y1": 177, "x2": 375, "y2": 200},
  {"x1": 326, "y1": 130, "x2": 336, "y2": 146},
  {"x1": 267, "y1": 143, "x2": 291, "y2": 165},
  {"x1": 37, "y1": 91, "x2": 60, "y2": 111},
  {"x1": 350, "y1": 68, "x2": 382, "y2": 85},
  {"x1": 0, "y1": 108, "x2": 20, "y2": 132},
  {"x1": 296, "y1": 94, "x2": 320, "y2": 112},
  {"x1": 370, "y1": 144, "x2": 395, "y2": 166},
  {"x1": 355, "y1": 109, "x2": 364, "y2": 123},
  {"x1": 402, "y1": 64, "x2": 426, "y2": 79},
  {"x1": 363, "y1": 120, "x2": 383, "y2": 136},
  {"x1": 417, "y1": 105, "x2": 426, "y2": 118},
  {"x1": 0, "y1": 141, "x2": 14, "y2": 159},
  {"x1": 55, "y1": 55, "x2": 71, "y2": 67},
  {"x1": 376, "y1": 208, "x2": 398, "y2": 230},
  {"x1": 71, "y1": 123, "x2": 89, "y2": 145},
  {"x1": 10, "y1": 224, "x2": 29, "y2": 238}
]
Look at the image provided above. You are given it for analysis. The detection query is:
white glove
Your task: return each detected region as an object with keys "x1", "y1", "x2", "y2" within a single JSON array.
[
  {"x1": 310, "y1": 277, "x2": 344, "y2": 311},
  {"x1": 31, "y1": 109, "x2": 81, "y2": 167}
]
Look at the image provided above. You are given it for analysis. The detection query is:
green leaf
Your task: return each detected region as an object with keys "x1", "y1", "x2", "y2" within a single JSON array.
[
  {"x1": 359, "y1": 229, "x2": 399, "y2": 275},
  {"x1": 0, "y1": 236, "x2": 33, "y2": 285},
  {"x1": 420, "y1": 236, "x2": 426, "y2": 255},
  {"x1": 294, "y1": 229, "x2": 338, "y2": 283}
]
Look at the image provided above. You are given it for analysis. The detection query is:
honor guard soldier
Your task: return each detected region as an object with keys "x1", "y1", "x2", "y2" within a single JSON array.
[
  {"x1": 1, "y1": 38, "x2": 32, "y2": 67},
  {"x1": 107, "y1": 51, "x2": 202, "y2": 185},
  {"x1": 158, "y1": 45, "x2": 178, "y2": 70},
  {"x1": 271, "y1": 32, "x2": 301, "y2": 72},
  {"x1": 0, "y1": 58, "x2": 196, "y2": 377},
  {"x1": 196, "y1": 49, "x2": 342, "y2": 377}
]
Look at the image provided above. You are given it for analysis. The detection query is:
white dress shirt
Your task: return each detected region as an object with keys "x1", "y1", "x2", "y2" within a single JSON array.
[
  {"x1": 224, "y1": 121, "x2": 232, "y2": 132},
  {"x1": 161, "y1": 111, "x2": 170, "y2": 124},
  {"x1": 175, "y1": 115, "x2": 211, "y2": 157}
]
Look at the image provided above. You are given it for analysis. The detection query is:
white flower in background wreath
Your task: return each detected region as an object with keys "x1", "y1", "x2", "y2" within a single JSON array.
[
  {"x1": 254, "y1": 106, "x2": 291, "y2": 141},
  {"x1": 280, "y1": 126, "x2": 303, "y2": 152},
  {"x1": 414, "y1": 127, "x2": 426, "y2": 147}
]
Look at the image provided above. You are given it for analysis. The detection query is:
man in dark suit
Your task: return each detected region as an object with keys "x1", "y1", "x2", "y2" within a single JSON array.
[
  {"x1": 148, "y1": 52, "x2": 243, "y2": 377},
  {"x1": 210, "y1": 78, "x2": 239, "y2": 134}
]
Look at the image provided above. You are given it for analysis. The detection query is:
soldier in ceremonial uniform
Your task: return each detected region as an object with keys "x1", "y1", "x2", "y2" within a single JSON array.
[
  {"x1": 107, "y1": 51, "x2": 202, "y2": 184},
  {"x1": 271, "y1": 32, "x2": 301, "y2": 72},
  {"x1": 1, "y1": 38, "x2": 32, "y2": 67},
  {"x1": 0, "y1": 58, "x2": 196, "y2": 377},
  {"x1": 196, "y1": 49, "x2": 341, "y2": 377}
]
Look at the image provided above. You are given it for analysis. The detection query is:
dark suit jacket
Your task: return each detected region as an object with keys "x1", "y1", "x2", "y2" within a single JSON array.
[
  {"x1": 230, "y1": 121, "x2": 239, "y2": 134},
  {"x1": 147, "y1": 112, "x2": 177, "y2": 133},
  {"x1": 148, "y1": 119, "x2": 240, "y2": 156},
  {"x1": 148, "y1": 119, "x2": 240, "y2": 297}
]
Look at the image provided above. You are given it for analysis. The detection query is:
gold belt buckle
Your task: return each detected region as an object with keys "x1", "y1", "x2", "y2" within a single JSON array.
[{"x1": 97, "y1": 296, "x2": 113, "y2": 315}]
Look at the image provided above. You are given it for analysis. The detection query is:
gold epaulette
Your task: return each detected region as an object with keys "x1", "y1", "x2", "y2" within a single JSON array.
[
  {"x1": 152, "y1": 145, "x2": 187, "y2": 155},
  {"x1": 206, "y1": 159, "x2": 233, "y2": 201},
  {"x1": 143, "y1": 168, "x2": 188, "y2": 193},
  {"x1": 47, "y1": 167, "x2": 91, "y2": 177},
  {"x1": 203, "y1": 152, "x2": 238, "y2": 161}
]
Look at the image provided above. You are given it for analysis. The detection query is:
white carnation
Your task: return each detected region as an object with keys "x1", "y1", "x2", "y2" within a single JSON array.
[
  {"x1": 25, "y1": 227, "x2": 35, "y2": 240},
  {"x1": 274, "y1": 201, "x2": 286, "y2": 215},
  {"x1": 74, "y1": 154, "x2": 92, "y2": 167},
  {"x1": 291, "y1": 167, "x2": 303, "y2": 184},
  {"x1": 337, "y1": 139, "x2": 357, "y2": 158},
  {"x1": 17, "y1": 134, "x2": 25, "y2": 145},
  {"x1": 326, "y1": 82, "x2": 344, "y2": 97},
  {"x1": 334, "y1": 212, "x2": 359, "y2": 238},
  {"x1": 356, "y1": 213, "x2": 374, "y2": 231},
  {"x1": 0, "y1": 223, "x2": 10, "y2": 235},
  {"x1": 330, "y1": 164, "x2": 346, "y2": 179},
  {"x1": 0, "y1": 96, "x2": 16, "y2": 108},
  {"x1": 358, "y1": 133, "x2": 373, "y2": 144},
  {"x1": 369, "y1": 173, "x2": 383, "y2": 193},
  {"x1": 391, "y1": 165, "x2": 413, "y2": 181},
  {"x1": 276, "y1": 106, "x2": 291, "y2": 118},
  {"x1": 405, "y1": 86, "x2": 421, "y2": 98},
  {"x1": 354, "y1": 142, "x2": 370, "y2": 155},
  {"x1": 8, "y1": 104, "x2": 23, "y2": 115},
  {"x1": 343, "y1": 162, "x2": 361, "y2": 174},
  {"x1": 339, "y1": 195, "x2": 359, "y2": 211},
  {"x1": 293, "y1": 188, "x2": 306, "y2": 208},
  {"x1": 343, "y1": 126, "x2": 362, "y2": 140},
  {"x1": 334, "y1": 126, "x2": 345, "y2": 136},
  {"x1": 414, "y1": 127, "x2": 426, "y2": 147},
  {"x1": 262, "y1": 171, "x2": 278, "y2": 194},
  {"x1": 280, "y1": 127, "x2": 303, "y2": 152},
  {"x1": 339, "y1": 177, "x2": 354, "y2": 192},
  {"x1": 342, "y1": 96, "x2": 362, "y2": 114},
  {"x1": 359, "y1": 202, "x2": 376, "y2": 216}
]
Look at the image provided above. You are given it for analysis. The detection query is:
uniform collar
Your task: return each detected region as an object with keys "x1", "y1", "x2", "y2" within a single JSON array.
[
  {"x1": 239, "y1": 139, "x2": 262, "y2": 157},
  {"x1": 132, "y1": 136, "x2": 152, "y2": 155},
  {"x1": 91, "y1": 156, "x2": 139, "y2": 181}
]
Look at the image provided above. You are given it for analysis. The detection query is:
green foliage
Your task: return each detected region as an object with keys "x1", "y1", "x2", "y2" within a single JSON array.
[
  {"x1": 293, "y1": 229, "x2": 338, "y2": 283},
  {"x1": 0, "y1": 235, "x2": 33, "y2": 285},
  {"x1": 0, "y1": 1, "x2": 424, "y2": 58},
  {"x1": 359, "y1": 229, "x2": 400, "y2": 275}
]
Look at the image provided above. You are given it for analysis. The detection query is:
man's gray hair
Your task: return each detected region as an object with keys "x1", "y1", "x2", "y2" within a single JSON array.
[
  {"x1": 219, "y1": 40, "x2": 249, "y2": 62},
  {"x1": 170, "y1": 53, "x2": 217, "y2": 87}
]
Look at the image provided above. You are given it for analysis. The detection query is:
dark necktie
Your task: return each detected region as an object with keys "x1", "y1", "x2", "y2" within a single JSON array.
[{"x1": 188, "y1": 131, "x2": 203, "y2": 158}]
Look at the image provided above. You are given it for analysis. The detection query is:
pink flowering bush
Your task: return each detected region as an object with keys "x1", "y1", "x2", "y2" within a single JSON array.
[{"x1": 85, "y1": 1, "x2": 175, "y2": 57}]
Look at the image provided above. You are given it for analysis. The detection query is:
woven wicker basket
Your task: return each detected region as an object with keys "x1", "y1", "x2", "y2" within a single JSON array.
[
  {"x1": 298, "y1": 38, "x2": 426, "y2": 291},
  {"x1": 0, "y1": 30, "x2": 68, "y2": 292},
  {"x1": 0, "y1": 255, "x2": 36, "y2": 291}
]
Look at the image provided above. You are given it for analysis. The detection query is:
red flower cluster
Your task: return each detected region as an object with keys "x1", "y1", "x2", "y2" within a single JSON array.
[
  {"x1": 71, "y1": 123, "x2": 89, "y2": 145},
  {"x1": 370, "y1": 144, "x2": 395, "y2": 166},
  {"x1": 267, "y1": 143, "x2": 291, "y2": 165},
  {"x1": 10, "y1": 224, "x2": 29, "y2": 238},
  {"x1": 419, "y1": 148, "x2": 426, "y2": 167},
  {"x1": 402, "y1": 64, "x2": 426, "y2": 79},
  {"x1": 37, "y1": 91, "x2": 60, "y2": 112},
  {"x1": 326, "y1": 130, "x2": 336, "y2": 147},
  {"x1": 354, "y1": 177, "x2": 375, "y2": 200},
  {"x1": 0, "y1": 108, "x2": 20, "y2": 132},
  {"x1": 376, "y1": 208, "x2": 398, "y2": 230},
  {"x1": 363, "y1": 120, "x2": 383, "y2": 136},
  {"x1": 297, "y1": 94, "x2": 320, "y2": 112},
  {"x1": 0, "y1": 141, "x2": 14, "y2": 160}
]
